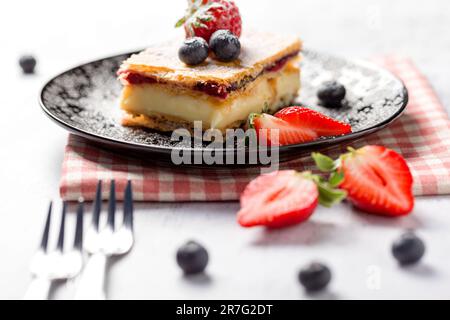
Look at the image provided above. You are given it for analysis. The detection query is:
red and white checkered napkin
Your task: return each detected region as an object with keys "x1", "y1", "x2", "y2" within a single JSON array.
[{"x1": 60, "y1": 56, "x2": 450, "y2": 201}]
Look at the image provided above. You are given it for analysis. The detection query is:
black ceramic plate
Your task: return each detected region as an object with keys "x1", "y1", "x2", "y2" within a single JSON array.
[{"x1": 40, "y1": 49, "x2": 408, "y2": 167}]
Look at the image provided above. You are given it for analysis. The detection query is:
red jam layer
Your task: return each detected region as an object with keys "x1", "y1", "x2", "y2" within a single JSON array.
[
  {"x1": 119, "y1": 51, "x2": 299, "y2": 99},
  {"x1": 119, "y1": 71, "x2": 158, "y2": 85},
  {"x1": 265, "y1": 52, "x2": 298, "y2": 72},
  {"x1": 194, "y1": 82, "x2": 229, "y2": 99}
]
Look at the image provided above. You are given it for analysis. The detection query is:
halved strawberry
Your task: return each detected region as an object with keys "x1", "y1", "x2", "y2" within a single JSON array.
[
  {"x1": 249, "y1": 107, "x2": 352, "y2": 146},
  {"x1": 275, "y1": 106, "x2": 352, "y2": 137},
  {"x1": 249, "y1": 113, "x2": 317, "y2": 146},
  {"x1": 339, "y1": 146, "x2": 414, "y2": 216},
  {"x1": 237, "y1": 171, "x2": 319, "y2": 228}
]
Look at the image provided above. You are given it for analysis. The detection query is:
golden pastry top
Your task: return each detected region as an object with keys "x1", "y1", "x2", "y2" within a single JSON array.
[{"x1": 120, "y1": 30, "x2": 302, "y2": 86}]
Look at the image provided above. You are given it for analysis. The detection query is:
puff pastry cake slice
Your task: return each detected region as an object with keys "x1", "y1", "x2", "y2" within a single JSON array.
[{"x1": 118, "y1": 30, "x2": 302, "y2": 132}]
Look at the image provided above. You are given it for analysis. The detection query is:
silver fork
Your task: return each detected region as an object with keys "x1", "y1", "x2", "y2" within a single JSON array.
[
  {"x1": 24, "y1": 200, "x2": 84, "y2": 300},
  {"x1": 75, "y1": 180, "x2": 134, "y2": 300}
]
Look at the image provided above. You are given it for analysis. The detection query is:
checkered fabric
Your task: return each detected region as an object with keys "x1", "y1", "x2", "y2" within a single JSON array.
[{"x1": 60, "y1": 56, "x2": 450, "y2": 201}]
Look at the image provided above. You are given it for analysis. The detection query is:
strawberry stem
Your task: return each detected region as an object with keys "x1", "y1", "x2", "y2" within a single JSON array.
[
  {"x1": 175, "y1": 0, "x2": 226, "y2": 31},
  {"x1": 312, "y1": 152, "x2": 337, "y2": 173},
  {"x1": 301, "y1": 171, "x2": 347, "y2": 208},
  {"x1": 247, "y1": 113, "x2": 260, "y2": 130}
]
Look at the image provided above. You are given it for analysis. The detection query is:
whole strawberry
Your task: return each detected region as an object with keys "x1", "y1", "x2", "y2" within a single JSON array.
[{"x1": 176, "y1": 0, "x2": 242, "y2": 42}]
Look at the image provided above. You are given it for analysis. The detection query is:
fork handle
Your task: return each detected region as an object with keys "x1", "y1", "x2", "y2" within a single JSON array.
[
  {"x1": 75, "y1": 253, "x2": 107, "y2": 300},
  {"x1": 24, "y1": 278, "x2": 51, "y2": 300}
]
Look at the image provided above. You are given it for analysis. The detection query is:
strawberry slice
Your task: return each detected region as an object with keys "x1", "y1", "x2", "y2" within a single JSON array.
[
  {"x1": 339, "y1": 146, "x2": 414, "y2": 216},
  {"x1": 275, "y1": 106, "x2": 352, "y2": 137},
  {"x1": 237, "y1": 171, "x2": 319, "y2": 228},
  {"x1": 249, "y1": 107, "x2": 352, "y2": 146},
  {"x1": 250, "y1": 113, "x2": 318, "y2": 146}
]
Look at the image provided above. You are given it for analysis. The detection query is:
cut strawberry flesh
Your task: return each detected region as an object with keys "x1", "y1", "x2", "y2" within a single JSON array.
[
  {"x1": 252, "y1": 107, "x2": 352, "y2": 146},
  {"x1": 238, "y1": 171, "x2": 319, "y2": 228},
  {"x1": 275, "y1": 106, "x2": 352, "y2": 137},
  {"x1": 340, "y1": 146, "x2": 414, "y2": 216},
  {"x1": 253, "y1": 114, "x2": 318, "y2": 146}
]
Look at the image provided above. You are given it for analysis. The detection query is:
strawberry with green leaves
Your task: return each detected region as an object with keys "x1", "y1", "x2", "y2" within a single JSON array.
[
  {"x1": 176, "y1": 0, "x2": 242, "y2": 42},
  {"x1": 237, "y1": 170, "x2": 347, "y2": 228},
  {"x1": 313, "y1": 146, "x2": 414, "y2": 217},
  {"x1": 237, "y1": 145, "x2": 414, "y2": 229},
  {"x1": 248, "y1": 106, "x2": 352, "y2": 146}
]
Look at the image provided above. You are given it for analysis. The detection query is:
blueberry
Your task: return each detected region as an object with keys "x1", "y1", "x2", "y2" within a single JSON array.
[
  {"x1": 178, "y1": 37, "x2": 209, "y2": 66},
  {"x1": 317, "y1": 81, "x2": 346, "y2": 107},
  {"x1": 392, "y1": 232, "x2": 425, "y2": 265},
  {"x1": 298, "y1": 262, "x2": 332, "y2": 292},
  {"x1": 209, "y1": 30, "x2": 241, "y2": 62},
  {"x1": 19, "y1": 55, "x2": 37, "y2": 74},
  {"x1": 176, "y1": 241, "x2": 209, "y2": 275}
]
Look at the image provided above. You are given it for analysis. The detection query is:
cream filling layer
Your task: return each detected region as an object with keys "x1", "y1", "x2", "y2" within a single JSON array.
[{"x1": 120, "y1": 67, "x2": 300, "y2": 131}]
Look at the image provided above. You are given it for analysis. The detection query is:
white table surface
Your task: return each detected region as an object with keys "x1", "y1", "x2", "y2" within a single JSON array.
[{"x1": 1, "y1": 0, "x2": 450, "y2": 300}]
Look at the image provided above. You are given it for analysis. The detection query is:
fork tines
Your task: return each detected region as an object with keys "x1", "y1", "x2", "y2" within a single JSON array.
[
  {"x1": 40, "y1": 202, "x2": 53, "y2": 252},
  {"x1": 74, "y1": 199, "x2": 84, "y2": 251},
  {"x1": 107, "y1": 180, "x2": 116, "y2": 230},
  {"x1": 92, "y1": 180, "x2": 134, "y2": 231},
  {"x1": 39, "y1": 200, "x2": 84, "y2": 253},
  {"x1": 123, "y1": 181, "x2": 133, "y2": 230}
]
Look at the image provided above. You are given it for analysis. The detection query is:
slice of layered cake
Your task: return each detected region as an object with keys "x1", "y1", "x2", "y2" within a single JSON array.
[{"x1": 118, "y1": 31, "x2": 302, "y2": 133}]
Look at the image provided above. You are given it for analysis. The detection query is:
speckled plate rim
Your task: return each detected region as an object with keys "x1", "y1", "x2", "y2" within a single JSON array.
[{"x1": 39, "y1": 50, "x2": 409, "y2": 156}]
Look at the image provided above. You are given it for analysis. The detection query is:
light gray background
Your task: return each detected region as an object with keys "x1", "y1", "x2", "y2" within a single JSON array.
[{"x1": 1, "y1": 0, "x2": 449, "y2": 299}]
